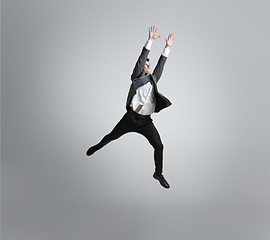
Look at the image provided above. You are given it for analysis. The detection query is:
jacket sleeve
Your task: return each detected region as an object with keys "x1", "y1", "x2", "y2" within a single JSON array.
[
  {"x1": 151, "y1": 55, "x2": 167, "y2": 83},
  {"x1": 131, "y1": 47, "x2": 150, "y2": 81}
]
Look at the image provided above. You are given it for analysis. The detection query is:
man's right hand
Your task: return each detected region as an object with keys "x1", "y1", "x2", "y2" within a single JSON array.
[{"x1": 148, "y1": 26, "x2": 161, "y2": 41}]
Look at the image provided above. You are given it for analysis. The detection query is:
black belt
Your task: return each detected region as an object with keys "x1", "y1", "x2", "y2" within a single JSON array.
[{"x1": 127, "y1": 108, "x2": 151, "y2": 118}]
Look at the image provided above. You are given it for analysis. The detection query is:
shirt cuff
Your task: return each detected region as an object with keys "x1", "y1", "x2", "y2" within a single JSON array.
[
  {"x1": 162, "y1": 47, "x2": 170, "y2": 57},
  {"x1": 144, "y1": 40, "x2": 153, "y2": 50}
]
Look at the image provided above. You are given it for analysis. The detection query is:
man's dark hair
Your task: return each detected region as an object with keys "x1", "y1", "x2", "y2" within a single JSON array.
[{"x1": 146, "y1": 58, "x2": 150, "y2": 62}]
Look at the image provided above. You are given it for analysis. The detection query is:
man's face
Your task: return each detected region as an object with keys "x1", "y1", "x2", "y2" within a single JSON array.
[{"x1": 143, "y1": 61, "x2": 151, "y2": 75}]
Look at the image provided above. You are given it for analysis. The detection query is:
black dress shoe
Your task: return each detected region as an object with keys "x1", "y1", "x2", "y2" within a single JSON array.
[
  {"x1": 86, "y1": 146, "x2": 97, "y2": 156},
  {"x1": 153, "y1": 172, "x2": 170, "y2": 189}
]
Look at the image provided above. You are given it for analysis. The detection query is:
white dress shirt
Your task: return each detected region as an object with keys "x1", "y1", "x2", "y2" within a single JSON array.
[
  {"x1": 130, "y1": 40, "x2": 170, "y2": 115},
  {"x1": 131, "y1": 80, "x2": 156, "y2": 115}
]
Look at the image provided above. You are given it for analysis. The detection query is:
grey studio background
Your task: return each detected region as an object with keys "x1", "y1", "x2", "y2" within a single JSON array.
[{"x1": 1, "y1": 0, "x2": 270, "y2": 239}]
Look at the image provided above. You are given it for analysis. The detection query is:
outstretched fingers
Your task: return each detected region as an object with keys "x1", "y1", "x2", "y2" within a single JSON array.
[
  {"x1": 166, "y1": 33, "x2": 174, "y2": 41},
  {"x1": 149, "y1": 26, "x2": 156, "y2": 32},
  {"x1": 149, "y1": 26, "x2": 161, "y2": 39},
  {"x1": 165, "y1": 33, "x2": 174, "y2": 48}
]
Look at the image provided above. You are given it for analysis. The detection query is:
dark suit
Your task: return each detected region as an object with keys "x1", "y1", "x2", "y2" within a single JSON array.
[
  {"x1": 126, "y1": 47, "x2": 172, "y2": 112},
  {"x1": 94, "y1": 45, "x2": 172, "y2": 174}
]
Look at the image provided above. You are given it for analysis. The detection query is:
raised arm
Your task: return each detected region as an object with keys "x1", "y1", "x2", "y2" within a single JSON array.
[
  {"x1": 152, "y1": 33, "x2": 174, "y2": 82},
  {"x1": 131, "y1": 27, "x2": 161, "y2": 81}
]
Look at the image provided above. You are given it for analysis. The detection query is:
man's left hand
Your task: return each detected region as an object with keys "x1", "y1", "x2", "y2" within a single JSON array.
[{"x1": 165, "y1": 34, "x2": 174, "y2": 49}]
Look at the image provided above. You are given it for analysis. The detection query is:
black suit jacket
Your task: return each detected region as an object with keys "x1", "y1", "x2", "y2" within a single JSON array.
[{"x1": 126, "y1": 47, "x2": 172, "y2": 113}]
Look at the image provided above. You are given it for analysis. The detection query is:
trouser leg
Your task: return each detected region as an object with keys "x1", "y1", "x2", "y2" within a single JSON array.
[
  {"x1": 95, "y1": 114, "x2": 132, "y2": 150},
  {"x1": 136, "y1": 122, "x2": 164, "y2": 174}
]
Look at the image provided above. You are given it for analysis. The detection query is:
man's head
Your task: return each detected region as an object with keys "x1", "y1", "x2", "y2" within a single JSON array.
[{"x1": 143, "y1": 58, "x2": 151, "y2": 75}]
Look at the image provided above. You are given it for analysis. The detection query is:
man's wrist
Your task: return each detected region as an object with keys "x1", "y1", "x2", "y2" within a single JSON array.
[
  {"x1": 165, "y1": 45, "x2": 170, "y2": 49},
  {"x1": 144, "y1": 39, "x2": 153, "y2": 50},
  {"x1": 162, "y1": 47, "x2": 170, "y2": 57}
]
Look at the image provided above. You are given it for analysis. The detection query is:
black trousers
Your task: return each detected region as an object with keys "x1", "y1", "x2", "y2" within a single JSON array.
[{"x1": 95, "y1": 109, "x2": 164, "y2": 174}]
